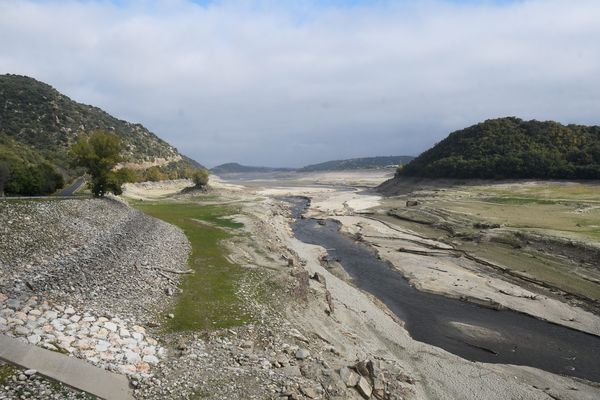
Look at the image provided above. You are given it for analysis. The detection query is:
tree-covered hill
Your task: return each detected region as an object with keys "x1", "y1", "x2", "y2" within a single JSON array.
[
  {"x1": 211, "y1": 163, "x2": 293, "y2": 174},
  {"x1": 0, "y1": 74, "x2": 181, "y2": 167},
  {"x1": 399, "y1": 117, "x2": 600, "y2": 180},
  {"x1": 300, "y1": 156, "x2": 414, "y2": 172},
  {"x1": 0, "y1": 74, "x2": 205, "y2": 195}
]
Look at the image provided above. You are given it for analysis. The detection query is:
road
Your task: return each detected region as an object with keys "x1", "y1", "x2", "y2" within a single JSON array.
[{"x1": 57, "y1": 176, "x2": 86, "y2": 196}]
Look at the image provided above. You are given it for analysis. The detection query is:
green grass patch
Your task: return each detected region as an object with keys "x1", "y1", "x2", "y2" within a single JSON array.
[
  {"x1": 0, "y1": 364, "x2": 18, "y2": 385},
  {"x1": 132, "y1": 201, "x2": 251, "y2": 332},
  {"x1": 483, "y1": 196, "x2": 557, "y2": 205}
]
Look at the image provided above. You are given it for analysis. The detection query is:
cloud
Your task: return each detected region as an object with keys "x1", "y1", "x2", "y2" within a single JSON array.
[{"x1": 1, "y1": 0, "x2": 599, "y2": 167}]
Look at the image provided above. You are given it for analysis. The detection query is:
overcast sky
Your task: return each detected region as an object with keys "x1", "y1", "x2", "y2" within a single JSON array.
[{"x1": 1, "y1": 0, "x2": 599, "y2": 167}]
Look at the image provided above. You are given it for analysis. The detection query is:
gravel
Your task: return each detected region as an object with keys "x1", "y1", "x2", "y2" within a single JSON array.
[{"x1": 0, "y1": 198, "x2": 190, "y2": 319}]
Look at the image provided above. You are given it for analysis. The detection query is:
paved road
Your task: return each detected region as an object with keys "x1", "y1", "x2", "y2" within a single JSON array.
[
  {"x1": 0, "y1": 334, "x2": 133, "y2": 400},
  {"x1": 58, "y1": 176, "x2": 87, "y2": 196}
]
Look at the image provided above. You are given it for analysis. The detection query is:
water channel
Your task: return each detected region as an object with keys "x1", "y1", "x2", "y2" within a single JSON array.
[{"x1": 288, "y1": 197, "x2": 600, "y2": 383}]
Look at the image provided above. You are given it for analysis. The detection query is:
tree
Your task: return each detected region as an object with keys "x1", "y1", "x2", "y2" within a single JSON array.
[
  {"x1": 192, "y1": 169, "x2": 209, "y2": 187},
  {"x1": 70, "y1": 131, "x2": 122, "y2": 197},
  {"x1": 0, "y1": 162, "x2": 8, "y2": 196}
]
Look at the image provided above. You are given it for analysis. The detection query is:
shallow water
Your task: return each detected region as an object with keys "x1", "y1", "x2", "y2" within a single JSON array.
[{"x1": 288, "y1": 198, "x2": 600, "y2": 382}]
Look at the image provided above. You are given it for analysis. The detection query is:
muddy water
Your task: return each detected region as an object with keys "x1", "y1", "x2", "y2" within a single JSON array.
[{"x1": 288, "y1": 198, "x2": 600, "y2": 383}]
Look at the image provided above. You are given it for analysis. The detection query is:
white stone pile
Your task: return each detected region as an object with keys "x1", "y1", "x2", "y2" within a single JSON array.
[{"x1": 0, "y1": 293, "x2": 164, "y2": 378}]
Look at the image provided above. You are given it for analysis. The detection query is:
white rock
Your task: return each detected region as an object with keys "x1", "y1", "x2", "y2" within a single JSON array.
[
  {"x1": 119, "y1": 328, "x2": 130, "y2": 338},
  {"x1": 104, "y1": 322, "x2": 118, "y2": 332},
  {"x1": 142, "y1": 355, "x2": 159, "y2": 365},
  {"x1": 125, "y1": 350, "x2": 141, "y2": 364},
  {"x1": 69, "y1": 315, "x2": 81, "y2": 323},
  {"x1": 64, "y1": 307, "x2": 75, "y2": 315},
  {"x1": 95, "y1": 340, "x2": 110, "y2": 352},
  {"x1": 27, "y1": 334, "x2": 41, "y2": 344}
]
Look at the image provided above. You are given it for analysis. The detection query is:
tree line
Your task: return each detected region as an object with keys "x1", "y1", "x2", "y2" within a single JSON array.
[
  {"x1": 398, "y1": 117, "x2": 600, "y2": 180},
  {"x1": 0, "y1": 130, "x2": 209, "y2": 197}
]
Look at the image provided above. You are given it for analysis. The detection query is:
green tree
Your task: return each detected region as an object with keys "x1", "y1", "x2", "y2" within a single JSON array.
[
  {"x1": 70, "y1": 131, "x2": 123, "y2": 197},
  {"x1": 192, "y1": 169, "x2": 209, "y2": 187},
  {"x1": 0, "y1": 162, "x2": 9, "y2": 196},
  {"x1": 144, "y1": 166, "x2": 166, "y2": 182}
]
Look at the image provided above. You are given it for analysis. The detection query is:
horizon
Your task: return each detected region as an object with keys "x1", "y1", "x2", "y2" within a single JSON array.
[{"x1": 1, "y1": 0, "x2": 599, "y2": 167}]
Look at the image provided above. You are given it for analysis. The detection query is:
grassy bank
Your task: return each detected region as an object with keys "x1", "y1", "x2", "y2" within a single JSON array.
[
  {"x1": 378, "y1": 181, "x2": 600, "y2": 303},
  {"x1": 131, "y1": 200, "x2": 251, "y2": 332}
]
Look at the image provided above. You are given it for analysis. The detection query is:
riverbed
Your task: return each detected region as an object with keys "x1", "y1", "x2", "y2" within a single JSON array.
[{"x1": 289, "y1": 197, "x2": 600, "y2": 383}]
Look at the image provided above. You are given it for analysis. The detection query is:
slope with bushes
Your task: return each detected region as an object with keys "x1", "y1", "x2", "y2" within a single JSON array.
[{"x1": 399, "y1": 117, "x2": 600, "y2": 179}]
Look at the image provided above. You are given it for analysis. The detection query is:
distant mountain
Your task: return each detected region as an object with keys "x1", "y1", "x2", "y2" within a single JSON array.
[
  {"x1": 0, "y1": 74, "x2": 203, "y2": 195},
  {"x1": 396, "y1": 117, "x2": 600, "y2": 180},
  {"x1": 211, "y1": 163, "x2": 294, "y2": 174},
  {"x1": 299, "y1": 156, "x2": 414, "y2": 172}
]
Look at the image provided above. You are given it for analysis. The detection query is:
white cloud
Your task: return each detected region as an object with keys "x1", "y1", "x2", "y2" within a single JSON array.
[{"x1": 1, "y1": 0, "x2": 599, "y2": 167}]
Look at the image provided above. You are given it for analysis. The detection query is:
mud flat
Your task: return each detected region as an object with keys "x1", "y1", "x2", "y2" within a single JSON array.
[{"x1": 210, "y1": 171, "x2": 600, "y2": 399}]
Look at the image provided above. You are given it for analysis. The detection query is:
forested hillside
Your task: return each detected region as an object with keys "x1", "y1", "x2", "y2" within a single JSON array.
[
  {"x1": 399, "y1": 117, "x2": 600, "y2": 179},
  {"x1": 0, "y1": 74, "x2": 204, "y2": 195},
  {"x1": 300, "y1": 156, "x2": 414, "y2": 172}
]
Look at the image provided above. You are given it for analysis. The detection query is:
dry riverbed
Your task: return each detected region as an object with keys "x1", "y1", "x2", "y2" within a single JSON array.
[{"x1": 1, "y1": 173, "x2": 600, "y2": 399}]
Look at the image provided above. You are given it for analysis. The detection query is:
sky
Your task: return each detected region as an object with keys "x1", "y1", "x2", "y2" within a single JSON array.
[{"x1": 0, "y1": 0, "x2": 599, "y2": 168}]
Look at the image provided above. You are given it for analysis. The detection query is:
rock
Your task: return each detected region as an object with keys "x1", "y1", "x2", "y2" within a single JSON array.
[
  {"x1": 295, "y1": 348, "x2": 310, "y2": 360},
  {"x1": 280, "y1": 366, "x2": 302, "y2": 377},
  {"x1": 24, "y1": 369, "x2": 37, "y2": 376},
  {"x1": 104, "y1": 321, "x2": 118, "y2": 332},
  {"x1": 167, "y1": 313, "x2": 175, "y2": 319},
  {"x1": 64, "y1": 307, "x2": 75, "y2": 315},
  {"x1": 406, "y1": 200, "x2": 420, "y2": 207},
  {"x1": 27, "y1": 334, "x2": 41, "y2": 344},
  {"x1": 241, "y1": 340, "x2": 254, "y2": 349},
  {"x1": 142, "y1": 355, "x2": 159, "y2": 365},
  {"x1": 69, "y1": 315, "x2": 81, "y2": 323},
  {"x1": 95, "y1": 340, "x2": 110, "y2": 352},
  {"x1": 125, "y1": 350, "x2": 142, "y2": 364},
  {"x1": 339, "y1": 366, "x2": 360, "y2": 387},
  {"x1": 300, "y1": 387, "x2": 319, "y2": 399},
  {"x1": 356, "y1": 377, "x2": 373, "y2": 399}
]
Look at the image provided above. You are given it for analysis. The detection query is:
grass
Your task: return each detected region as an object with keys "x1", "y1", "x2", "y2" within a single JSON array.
[
  {"x1": 483, "y1": 196, "x2": 557, "y2": 205},
  {"x1": 131, "y1": 200, "x2": 252, "y2": 332},
  {"x1": 379, "y1": 181, "x2": 600, "y2": 302},
  {"x1": 0, "y1": 364, "x2": 18, "y2": 385}
]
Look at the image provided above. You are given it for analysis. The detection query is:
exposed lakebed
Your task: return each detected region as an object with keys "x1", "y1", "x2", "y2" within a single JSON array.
[{"x1": 288, "y1": 198, "x2": 600, "y2": 383}]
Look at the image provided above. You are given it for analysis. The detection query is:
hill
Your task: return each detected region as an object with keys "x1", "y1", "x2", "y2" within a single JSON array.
[
  {"x1": 300, "y1": 156, "x2": 414, "y2": 172},
  {"x1": 211, "y1": 163, "x2": 293, "y2": 175},
  {"x1": 0, "y1": 74, "x2": 204, "y2": 195},
  {"x1": 398, "y1": 117, "x2": 600, "y2": 180}
]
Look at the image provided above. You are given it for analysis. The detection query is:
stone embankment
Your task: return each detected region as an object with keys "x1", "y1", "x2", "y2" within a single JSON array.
[{"x1": 0, "y1": 198, "x2": 189, "y2": 385}]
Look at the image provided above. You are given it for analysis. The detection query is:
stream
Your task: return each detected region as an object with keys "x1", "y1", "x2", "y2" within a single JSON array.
[{"x1": 288, "y1": 197, "x2": 600, "y2": 383}]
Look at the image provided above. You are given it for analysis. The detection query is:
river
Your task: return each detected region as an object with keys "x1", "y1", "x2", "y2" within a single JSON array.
[{"x1": 288, "y1": 197, "x2": 600, "y2": 383}]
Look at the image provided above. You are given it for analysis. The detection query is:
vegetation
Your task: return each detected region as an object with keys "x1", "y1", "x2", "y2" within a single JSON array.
[
  {"x1": 192, "y1": 169, "x2": 210, "y2": 187},
  {"x1": 131, "y1": 201, "x2": 250, "y2": 331},
  {"x1": 0, "y1": 74, "x2": 205, "y2": 192},
  {"x1": 0, "y1": 74, "x2": 181, "y2": 168},
  {"x1": 70, "y1": 131, "x2": 123, "y2": 197},
  {"x1": 210, "y1": 162, "x2": 292, "y2": 174},
  {"x1": 300, "y1": 155, "x2": 414, "y2": 172},
  {"x1": 0, "y1": 131, "x2": 64, "y2": 196},
  {"x1": 399, "y1": 117, "x2": 600, "y2": 179}
]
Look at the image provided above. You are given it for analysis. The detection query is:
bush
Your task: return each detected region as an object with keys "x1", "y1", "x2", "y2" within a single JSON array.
[{"x1": 192, "y1": 169, "x2": 209, "y2": 187}]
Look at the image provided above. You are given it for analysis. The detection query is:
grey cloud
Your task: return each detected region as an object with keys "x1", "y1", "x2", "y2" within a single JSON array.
[{"x1": 1, "y1": 0, "x2": 599, "y2": 167}]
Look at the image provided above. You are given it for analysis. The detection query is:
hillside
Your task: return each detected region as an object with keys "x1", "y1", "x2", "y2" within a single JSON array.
[
  {"x1": 398, "y1": 117, "x2": 600, "y2": 180},
  {"x1": 300, "y1": 156, "x2": 414, "y2": 172},
  {"x1": 0, "y1": 74, "x2": 204, "y2": 195},
  {"x1": 211, "y1": 163, "x2": 293, "y2": 174},
  {"x1": 0, "y1": 74, "x2": 182, "y2": 167}
]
